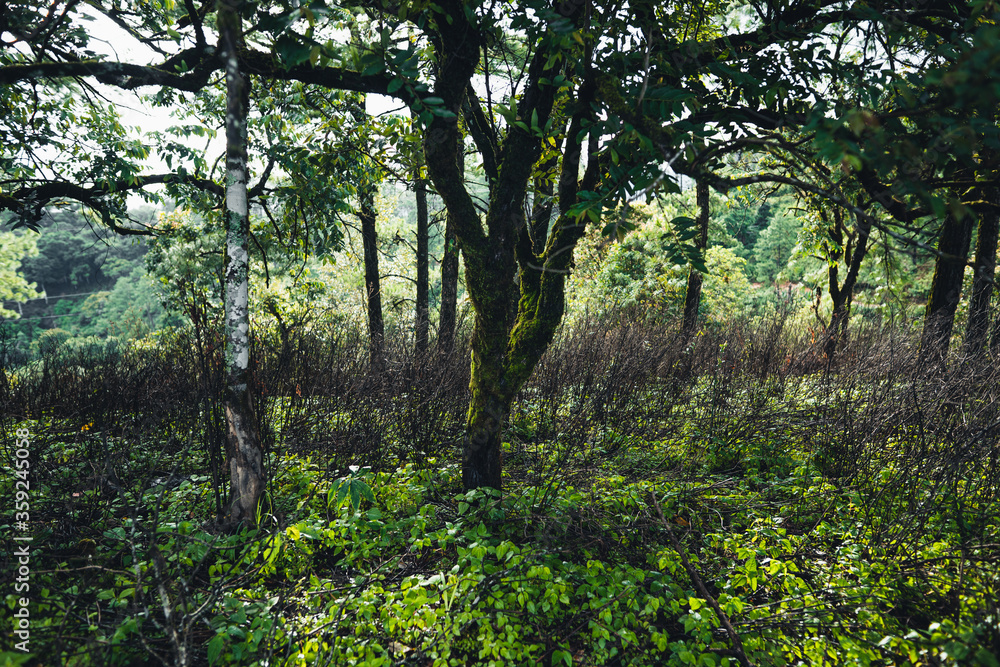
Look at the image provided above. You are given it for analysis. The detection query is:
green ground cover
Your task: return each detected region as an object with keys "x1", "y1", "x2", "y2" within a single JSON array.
[{"x1": 4, "y1": 382, "x2": 998, "y2": 666}]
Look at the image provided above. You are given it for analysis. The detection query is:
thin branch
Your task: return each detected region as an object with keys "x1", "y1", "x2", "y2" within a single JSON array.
[{"x1": 651, "y1": 492, "x2": 755, "y2": 667}]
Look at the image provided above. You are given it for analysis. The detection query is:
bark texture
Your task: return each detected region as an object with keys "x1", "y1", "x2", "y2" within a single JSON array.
[
  {"x1": 681, "y1": 182, "x2": 710, "y2": 341},
  {"x1": 360, "y1": 185, "x2": 384, "y2": 366},
  {"x1": 920, "y1": 212, "x2": 974, "y2": 367},
  {"x1": 437, "y1": 139, "x2": 463, "y2": 355},
  {"x1": 963, "y1": 192, "x2": 998, "y2": 358},
  {"x1": 218, "y1": 0, "x2": 264, "y2": 525},
  {"x1": 415, "y1": 170, "x2": 430, "y2": 354}
]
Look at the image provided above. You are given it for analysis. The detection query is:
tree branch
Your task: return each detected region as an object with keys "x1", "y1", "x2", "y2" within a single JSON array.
[{"x1": 651, "y1": 492, "x2": 755, "y2": 667}]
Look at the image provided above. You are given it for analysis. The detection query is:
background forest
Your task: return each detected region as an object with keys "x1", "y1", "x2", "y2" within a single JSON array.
[
  {"x1": 2, "y1": 0, "x2": 1000, "y2": 666},
  {"x1": 0, "y1": 179, "x2": 936, "y2": 360}
]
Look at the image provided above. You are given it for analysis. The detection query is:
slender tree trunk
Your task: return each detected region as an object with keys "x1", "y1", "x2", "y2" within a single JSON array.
[
  {"x1": 963, "y1": 191, "x2": 998, "y2": 358},
  {"x1": 681, "y1": 182, "x2": 710, "y2": 341},
  {"x1": 415, "y1": 171, "x2": 429, "y2": 354},
  {"x1": 992, "y1": 307, "x2": 1000, "y2": 355},
  {"x1": 822, "y1": 211, "x2": 872, "y2": 360},
  {"x1": 360, "y1": 186, "x2": 384, "y2": 366},
  {"x1": 218, "y1": 0, "x2": 264, "y2": 525},
  {"x1": 437, "y1": 140, "x2": 463, "y2": 354},
  {"x1": 920, "y1": 212, "x2": 974, "y2": 367},
  {"x1": 529, "y1": 145, "x2": 560, "y2": 256}
]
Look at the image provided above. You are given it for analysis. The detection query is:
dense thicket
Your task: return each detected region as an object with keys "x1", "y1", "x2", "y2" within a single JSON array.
[{"x1": 3, "y1": 314, "x2": 999, "y2": 664}]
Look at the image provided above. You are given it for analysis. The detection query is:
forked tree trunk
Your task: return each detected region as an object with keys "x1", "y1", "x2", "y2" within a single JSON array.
[
  {"x1": 963, "y1": 192, "x2": 998, "y2": 358},
  {"x1": 681, "y1": 182, "x2": 710, "y2": 341},
  {"x1": 822, "y1": 210, "x2": 872, "y2": 360},
  {"x1": 419, "y1": 0, "x2": 593, "y2": 492},
  {"x1": 360, "y1": 186, "x2": 384, "y2": 366},
  {"x1": 920, "y1": 212, "x2": 974, "y2": 367},
  {"x1": 218, "y1": 0, "x2": 264, "y2": 525}
]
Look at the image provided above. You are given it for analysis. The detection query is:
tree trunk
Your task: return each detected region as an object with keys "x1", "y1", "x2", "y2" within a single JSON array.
[
  {"x1": 963, "y1": 191, "x2": 998, "y2": 359},
  {"x1": 993, "y1": 307, "x2": 1000, "y2": 355},
  {"x1": 437, "y1": 137, "x2": 463, "y2": 354},
  {"x1": 419, "y1": 0, "x2": 593, "y2": 492},
  {"x1": 360, "y1": 186, "x2": 384, "y2": 366},
  {"x1": 464, "y1": 326, "x2": 515, "y2": 490},
  {"x1": 415, "y1": 171, "x2": 429, "y2": 354},
  {"x1": 437, "y1": 218, "x2": 460, "y2": 354},
  {"x1": 920, "y1": 212, "x2": 974, "y2": 367},
  {"x1": 681, "y1": 182, "x2": 710, "y2": 341},
  {"x1": 218, "y1": 0, "x2": 264, "y2": 525},
  {"x1": 822, "y1": 210, "x2": 873, "y2": 360}
]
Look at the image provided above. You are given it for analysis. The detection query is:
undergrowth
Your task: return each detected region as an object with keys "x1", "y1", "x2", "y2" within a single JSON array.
[{"x1": 1, "y1": 316, "x2": 999, "y2": 666}]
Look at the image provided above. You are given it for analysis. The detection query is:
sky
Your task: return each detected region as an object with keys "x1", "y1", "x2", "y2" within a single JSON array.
[{"x1": 78, "y1": 8, "x2": 403, "y2": 203}]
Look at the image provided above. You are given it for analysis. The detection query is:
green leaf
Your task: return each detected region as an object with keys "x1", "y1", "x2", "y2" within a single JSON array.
[
  {"x1": 275, "y1": 34, "x2": 312, "y2": 68},
  {"x1": 552, "y1": 649, "x2": 573, "y2": 666},
  {"x1": 208, "y1": 634, "x2": 226, "y2": 665}
]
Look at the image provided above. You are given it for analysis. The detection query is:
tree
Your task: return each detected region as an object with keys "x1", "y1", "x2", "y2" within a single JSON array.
[
  {"x1": 359, "y1": 179, "x2": 385, "y2": 366},
  {"x1": 0, "y1": 231, "x2": 39, "y2": 318},
  {"x1": 920, "y1": 212, "x2": 974, "y2": 367},
  {"x1": 963, "y1": 187, "x2": 999, "y2": 359},
  {"x1": 819, "y1": 205, "x2": 874, "y2": 361},
  {"x1": 0, "y1": 0, "x2": 354, "y2": 521},
  {"x1": 413, "y1": 147, "x2": 430, "y2": 354},
  {"x1": 681, "y1": 182, "x2": 710, "y2": 340},
  {"x1": 436, "y1": 145, "x2": 462, "y2": 356},
  {"x1": 217, "y1": 0, "x2": 265, "y2": 525}
]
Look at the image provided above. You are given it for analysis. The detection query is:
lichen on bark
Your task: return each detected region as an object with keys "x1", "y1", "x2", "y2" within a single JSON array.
[{"x1": 218, "y1": 0, "x2": 264, "y2": 525}]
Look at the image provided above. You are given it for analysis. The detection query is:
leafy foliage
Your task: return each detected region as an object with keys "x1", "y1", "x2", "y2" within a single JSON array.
[{"x1": 0, "y1": 230, "x2": 38, "y2": 318}]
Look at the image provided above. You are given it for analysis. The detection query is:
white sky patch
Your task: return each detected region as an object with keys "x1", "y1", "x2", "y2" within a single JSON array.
[{"x1": 74, "y1": 7, "x2": 225, "y2": 203}]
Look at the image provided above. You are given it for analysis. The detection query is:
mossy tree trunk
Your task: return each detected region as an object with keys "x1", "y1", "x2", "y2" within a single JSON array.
[
  {"x1": 920, "y1": 212, "x2": 974, "y2": 367},
  {"x1": 963, "y1": 190, "x2": 998, "y2": 359},
  {"x1": 422, "y1": 0, "x2": 596, "y2": 491},
  {"x1": 681, "y1": 182, "x2": 710, "y2": 342},
  {"x1": 218, "y1": 0, "x2": 264, "y2": 525}
]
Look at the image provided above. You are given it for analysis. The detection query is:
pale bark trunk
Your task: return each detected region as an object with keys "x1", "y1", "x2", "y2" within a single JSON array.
[{"x1": 219, "y1": 0, "x2": 264, "y2": 525}]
